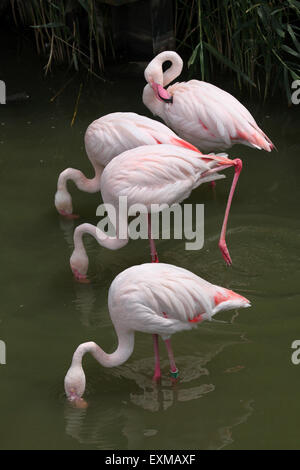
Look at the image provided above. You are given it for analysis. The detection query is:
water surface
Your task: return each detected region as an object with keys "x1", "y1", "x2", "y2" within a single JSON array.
[{"x1": 0, "y1": 40, "x2": 300, "y2": 450}]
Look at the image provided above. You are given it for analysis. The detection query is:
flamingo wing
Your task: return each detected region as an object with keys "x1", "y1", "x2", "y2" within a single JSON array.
[
  {"x1": 85, "y1": 112, "x2": 201, "y2": 165},
  {"x1": 166, "y1": 81, "x2": 274, "y2": 152},
  {"x1": 110, "y1": 263, "x2": 234, "y2": 336},
  {"x1": 101, "y1": 145, "x2": 225, "y2": 208},
  {"x1": 85, "y1": 113, "x2": 160, "y2": 166}
]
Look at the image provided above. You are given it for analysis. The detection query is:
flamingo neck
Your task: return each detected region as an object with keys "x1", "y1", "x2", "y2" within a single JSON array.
[
  {"x1": 145, "y1": 51, "x2": 183, "y2": 87},
  {"x1": 143, "y1": 51, "x2": 183, "y2": 117},
  {"x1": 72, "y1": 331, "x2": 135, "y2": 369},
  {"x1": 65, "y1": 332, "x2": 135, "y2": 400},
  {"x1": 70, "y1": 221, "x2": 128, "y2": 278},
  {"x1": 160, "y1": 51, "x2": 183, "y2": 87},
  {"x1": 57, "y1": 164, "x2": 103, "y2": 195},
  {"x1": 55, "y1": 164, "x2": 103, "y2": 215}
]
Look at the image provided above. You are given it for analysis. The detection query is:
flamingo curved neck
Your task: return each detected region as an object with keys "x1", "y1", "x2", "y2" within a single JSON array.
[
  {"x1": 160, "y1": 52, "x2": 183, "y2": 87},
  {"x1": 145, "y1": 51, "x2": 183, "y2": 87},
  {"x1": 71, "y1": 221, "x2": 129, "y2": 277},
  {"x1": 143, "y1": 51, "x2": 183, "y2": 117},
  {"x1": 57, "y1": 164, "x2": 103, "y2": 195},
  {"x1": 72, "y1": 332, "x2": 135, "y2": 369},
  {"x1": 74, "y1": 222, "x2": 128, "y2": 253}
]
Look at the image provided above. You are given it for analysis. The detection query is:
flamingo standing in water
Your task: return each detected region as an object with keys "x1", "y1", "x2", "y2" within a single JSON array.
[
  {"x1": 55, "y1": 112, "x2": 200, "y2": 218},
  {"x1": 64, "y1": 262, "x2": 251, "y2": 403},
  {"x1": 69, "y1": 144, "x2": 242, "y2": 282},
  {"x1": 143, "y1": 51, "x2": 274, "y2": 153}
]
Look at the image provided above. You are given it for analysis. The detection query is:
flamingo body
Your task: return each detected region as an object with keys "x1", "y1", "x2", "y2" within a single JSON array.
[
  {"x1": 70, "y1": 144, "x2": 235, "y2": 280},
  {"x1": 143, "y1": 51, "x2": 274, "y2": 153},
  {"x1": 64, "y1": 262, "x2": 251, "y2": 402},
  {"x1": 55, "y1": 112, "x2": 199, "y2": 216}
]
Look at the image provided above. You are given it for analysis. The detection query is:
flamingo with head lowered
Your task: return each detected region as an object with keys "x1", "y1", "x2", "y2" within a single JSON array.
[
  {"x1": 143, "y1": 51, "x2": 274, "y2": 153},
  {"x1": 69, "y1": 144, "x2": 242, "y2": 283},
  {"x1": 54, "y1": 112, "x2": 200, "y2": 218},
  {"x1": 64, "y1": 262, "x2": 251, "y2": 404}
]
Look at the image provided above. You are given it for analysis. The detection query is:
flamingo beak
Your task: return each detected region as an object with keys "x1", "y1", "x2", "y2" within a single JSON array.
[
  {"x1": 152, "y1": 82, "x2": 173, "y2": 104},
  {"x1": 67, "y1": 389, "x2": 88, "y2": 408}
]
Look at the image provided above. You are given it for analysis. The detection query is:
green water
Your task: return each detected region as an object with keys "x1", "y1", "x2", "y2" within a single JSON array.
[{"x1": 1, "y1": 42, "x2": 300, "y2": 450}]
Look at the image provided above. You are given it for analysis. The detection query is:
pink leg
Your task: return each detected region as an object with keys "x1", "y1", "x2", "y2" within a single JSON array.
[
  {"x1": 148, "y1": 213, "x2": 161, "y2": 379},
  {"x1": 148, "y1": 214, "x2": 159, "y2": 263},
  {"x1": 165, "y1": 338, "x2": 179, "y2": 379},
  {"x1": 152, "y1": 334, "x2": 162, "y2": 382},
  {"x1": 218, "y1": 159, "x2": 242, "y2": 265},
  {"x1": 148, "y1": 214, "x2": 178, "y2": 379}
]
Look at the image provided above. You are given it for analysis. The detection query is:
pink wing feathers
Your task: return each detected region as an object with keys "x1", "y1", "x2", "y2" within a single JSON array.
[{"x1": 165, "y1": 81, "x2": 274, "y2": 152}]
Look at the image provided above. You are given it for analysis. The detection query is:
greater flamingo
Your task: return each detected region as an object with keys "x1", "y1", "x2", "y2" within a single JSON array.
[
  {"x1": 55, "y1": 112, "x2": 200, "y2": 218},
  {"x1": 64, "y1": 262, "x2": 251, "y2": 403},
  {"x1": 143, "y1": 51, "x2": 274, "y2": 153},
  {"x1": 69, "y1": 144, "x2": 242, "y2": 282}
]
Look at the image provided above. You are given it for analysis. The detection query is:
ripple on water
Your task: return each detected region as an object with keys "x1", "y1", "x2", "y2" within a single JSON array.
[{"x1": 163, "y1": 214, "x2": 300, "y2": 299}]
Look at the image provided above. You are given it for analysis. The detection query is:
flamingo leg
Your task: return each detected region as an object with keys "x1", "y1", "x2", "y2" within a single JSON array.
[
  {"x1": 164, "y1": 338, "x2": 179, "y2": 380},
  {"x1": 152, "y1": 334, "x2": 162, "y2": 382},
  {"x1": 148, "y1": 213, "x2": 159, "y2": 263},
  {"x1": 148, "y1": 213, "x2": 161, "y2": 380},
  {"x1": 147, "y1": 214, "x2": 178, "y2": 379},
  {"x1": 218, "y1": 159, "x2": 242, "y2": 265}
]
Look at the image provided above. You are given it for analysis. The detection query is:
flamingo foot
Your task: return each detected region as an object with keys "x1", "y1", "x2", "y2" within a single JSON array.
[
  {"x1": 72, "y1": 268, "x2": 90, "y2": 284},
  {"x1": 219, "y1": 240, "x2": 232, "y2": 266},
  {"x1": 59, "y1": 210, "x2": 80, "y2": 220},
  {"x1": 210, "y1": 181, "x2": 216, "y2": 189},
  {"x1": 151, "y1": 253, "x2": 159, "y2": 263}
]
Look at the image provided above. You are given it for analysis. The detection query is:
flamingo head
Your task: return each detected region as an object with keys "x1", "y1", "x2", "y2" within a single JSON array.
[
  {"x1": 55, "y1": 189, "x2": 73, "y2": 216},
  {"x1": 64, "y1": 362, "x2": 86, "y2": 404},
  {"x1": 143, "y1": 65, "x2": 173, "y2": 111},
  {"x1": 70, "y1": 248, "x2": 89, "y2": 283}
]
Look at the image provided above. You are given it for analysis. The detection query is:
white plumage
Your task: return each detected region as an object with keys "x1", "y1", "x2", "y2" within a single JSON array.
[
  {"x1": 143, "y1": 51, "x2": 274, "y2": 152},
  {"x1": 70, "y1": 144, "x2": 235, "y2": 280},
  {"x1": 55, "y1": 112, "x2": 199, "y2": 217},
  {"x1": 64, "y1": 262, "x2": 251, "y2": 403}
]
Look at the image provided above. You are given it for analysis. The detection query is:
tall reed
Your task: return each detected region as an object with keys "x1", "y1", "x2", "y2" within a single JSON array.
[
  {"x1": 9, "y1": 0, "x2": 114, "y2": 75},
  {"x1": 175, "y1": 0, "x2": 300, "y2": 102},
  {"x1": 8, "y1": 0, "x2": 300, "y2": 101}
]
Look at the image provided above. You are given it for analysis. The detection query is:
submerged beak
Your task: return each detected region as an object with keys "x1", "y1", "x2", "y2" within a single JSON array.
[
  {"x1": 67, "y1": 390, "x2": 88, "y2": 409},
  {"x1": 152, "y1": 82, "x2": 173, "y2": 104}
]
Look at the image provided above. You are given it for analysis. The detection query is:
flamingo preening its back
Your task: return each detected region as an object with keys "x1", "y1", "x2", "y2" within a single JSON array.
[
  {"x1": 64, "y1": 262, "x2": 251, "y2": 404},
  {"x1": 69, "y1": 144, "x2": 242, "y2": 282},
  {"x1": 143, "y1": 51, "x2": 274, "y2": 153},
  {"x1": 54, "y1": 112, "x2": 200, "y2": 218}
]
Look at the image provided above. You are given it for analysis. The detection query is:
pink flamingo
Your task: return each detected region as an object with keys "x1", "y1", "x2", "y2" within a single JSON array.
[
  {"x1": 143, "y1": 51, "x2": 274, "y2": 153},
  {"x1": 69, "y1": 144, "x2": 242, "y2": 283},
  {"x1": 55, "y1": 112, "x2": 200, "y2": 218},
  {"x1": 64, "y1": 262, "x2": 251, "y2": 403}
]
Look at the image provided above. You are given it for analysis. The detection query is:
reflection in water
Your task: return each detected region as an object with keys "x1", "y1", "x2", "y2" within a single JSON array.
[
  {"x1": 58, "y1": 217, "x2": 99, "y2": 326},
  {"x1": 164, "y1": 215, "x2": 300, "y2": 299},
  {"x1": 64, "y1": 325, "x2": 254, "y2": 450},
  {"x1": 214, "y1": 400, "x2": 254, "y2": 450},
  {"x1": 59, "y1": 216, "x2": 76, "y2": 247}
]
